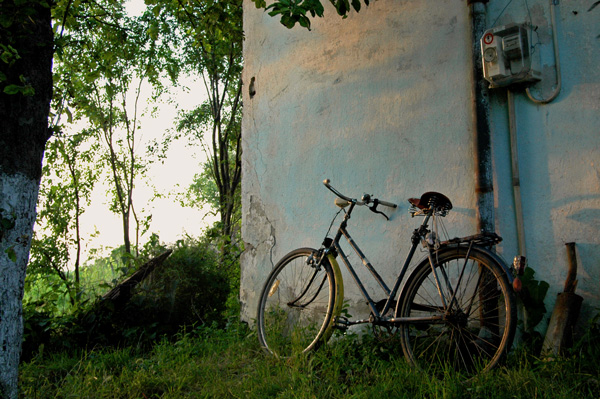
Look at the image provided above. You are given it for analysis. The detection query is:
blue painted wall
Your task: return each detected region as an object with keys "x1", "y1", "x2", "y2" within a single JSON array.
[{"x1": 241, "y1": 0, "x2": 600, "y2": 330}]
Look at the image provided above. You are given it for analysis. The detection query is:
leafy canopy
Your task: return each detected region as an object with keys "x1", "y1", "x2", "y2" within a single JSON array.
[{"x1": 252, "y1": 0, "x2": 370, "y2": 30}]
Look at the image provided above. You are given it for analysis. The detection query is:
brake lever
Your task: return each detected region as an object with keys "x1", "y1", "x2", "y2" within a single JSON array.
[{"x1": 368, "y1": 199, "x2": 390, "y2": 221}]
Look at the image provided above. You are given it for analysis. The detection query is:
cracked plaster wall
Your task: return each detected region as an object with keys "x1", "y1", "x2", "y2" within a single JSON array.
[
  {"x1": 240, "y1": 0, "x2": 476, "y2": 323},
  {"x1": 240, "y1": 0, "x2": 600, "y2": 328}
]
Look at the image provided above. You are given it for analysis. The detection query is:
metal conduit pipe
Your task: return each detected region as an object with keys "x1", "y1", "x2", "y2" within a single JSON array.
[
  {"x1": 468, "y1": 0, "x2": 495, "y2": 234},
  {"x1": 508, "y1": 0, "x2": 562, "y2": 255},
  {"x1": 507, "y1": 90, "x2": 527, "y2": 257},
  {"x1": 527, "y1": 0, "x2": 562, "y2": 104}
]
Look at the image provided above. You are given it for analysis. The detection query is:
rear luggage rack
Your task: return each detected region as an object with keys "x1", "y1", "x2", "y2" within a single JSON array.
[{"x1": 440, "y1": 232, "x2": 503, "y2": 248}]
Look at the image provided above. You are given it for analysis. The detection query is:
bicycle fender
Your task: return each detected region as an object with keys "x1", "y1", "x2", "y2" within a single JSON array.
[
  {"x1": 479, "y1": 247, "x2": 514, "y2": 284},
  {"x1": 324, "y1": 253, "x2": 344, "y2": 337},
  {"x1": 436, "y1": 245, "x2": 514, "y2": 284}
]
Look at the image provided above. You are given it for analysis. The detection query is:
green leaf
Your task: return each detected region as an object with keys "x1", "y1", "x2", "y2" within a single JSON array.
[
  {"x1": 1, "y1": 216, "x2": 15, "y2": 230},
  {"x1": 343, "y1": 0, "x2": 351, "y2": 14},
  {"x1": 0, "y1": 14, "x2": 13, "y2": 28},
  {"x1": 280, "y1": 14, "x2": 297, "y2": 29},
  {"x1": 298, "y1": 15, "x2": 311, "y2": 29},
  {"x1": 334, "y1": 0, "x2": 347, "y2": 16},
  {"x1": 3, "y1": 84, "x2": 21, "y2": 95},
  {"x1": 65, "y1": 107, "x2": 73, "y2": 124},
  {"x1": 5, "y1": 247, "x2": 17, "y2": 262},
  {"x1": 305, "y1": 0, "x2": 325, "y2": 17},
  {"x1": 22, "y1": 85, "x2": 35, "y2": 96}
]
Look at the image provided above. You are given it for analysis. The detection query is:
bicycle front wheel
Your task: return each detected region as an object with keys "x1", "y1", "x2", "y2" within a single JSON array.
[
  {"x1": 397, "y1": 246, "x2": 516, "y2": 377},
  {"x1": 257, "y1": 248, "x2": 336, "y2": 358}
]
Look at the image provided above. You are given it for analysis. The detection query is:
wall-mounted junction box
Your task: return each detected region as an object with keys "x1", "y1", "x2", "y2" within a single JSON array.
[{"x1": 481, "y1": 23, "x2": 541, "y2": 88}]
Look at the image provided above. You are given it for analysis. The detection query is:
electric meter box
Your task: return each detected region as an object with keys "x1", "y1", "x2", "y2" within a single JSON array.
[{"x1": 481, "y1": 23, "x2": 541, "y2": 88}]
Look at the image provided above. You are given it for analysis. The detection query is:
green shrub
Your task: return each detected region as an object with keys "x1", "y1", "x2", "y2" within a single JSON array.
[
  {"x1": 72, "y1": 236, "x2": 233, "y2": 349},
  {"x1": 120, "y1": 236, "x2": 231, "y2": 337},
  {"x1": 21, "y1": 235, "x2": 233, "y2": 356}
]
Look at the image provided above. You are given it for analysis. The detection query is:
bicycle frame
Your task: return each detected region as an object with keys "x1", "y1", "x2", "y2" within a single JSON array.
[
  {"x1": 321, "y1": 200, "x2": 445, "y2": 327},
  {"x1": 257, "y1": 180, "x2": 517, "y2": 374}
]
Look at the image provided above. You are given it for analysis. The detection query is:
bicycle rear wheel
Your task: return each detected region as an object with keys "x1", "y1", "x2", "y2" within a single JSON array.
[
  {"x1": 257, "y1": 248, "x2": 336, "y2": 358},
  {"x1": 397, "y1": 246, "x2": 516, "y2": 377}
]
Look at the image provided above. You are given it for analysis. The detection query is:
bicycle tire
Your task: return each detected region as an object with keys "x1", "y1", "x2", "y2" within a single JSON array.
[
  {"x1": 397, "y1": 246, "x2": 516, "y2": 377},
  {"x1": 257, "y1": 248, "x2": 337, "y2": 358}
]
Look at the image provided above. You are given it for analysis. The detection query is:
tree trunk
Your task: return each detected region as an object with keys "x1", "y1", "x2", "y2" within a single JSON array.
[
  {"x1": 0, "y1": 1, "x2": 53, "y2": 397},
  {"x1": 0, "y1": 176, "x2": 40, "y2": 399}
]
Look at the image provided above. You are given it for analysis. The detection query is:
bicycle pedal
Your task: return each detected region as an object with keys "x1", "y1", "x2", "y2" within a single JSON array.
[{"x1": 335, "y1": 317, "x2": 350, "y2": 330}]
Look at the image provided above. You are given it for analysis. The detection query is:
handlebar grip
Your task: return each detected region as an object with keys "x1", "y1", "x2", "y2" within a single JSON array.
[
  {"x1": 323, "y1": 179, "x2": 357, "y2": 204},
  {"x1": 324, "y1": 179, "x2": 397, "y2": 208},
  {"x1": 378, "y1": 199, "x2": 397, "y2": 209}
]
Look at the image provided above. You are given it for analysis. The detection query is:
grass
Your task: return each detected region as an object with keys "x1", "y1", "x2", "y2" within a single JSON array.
[{"x1": 18, "y1": 322, "x2": 600, "y2": 399}]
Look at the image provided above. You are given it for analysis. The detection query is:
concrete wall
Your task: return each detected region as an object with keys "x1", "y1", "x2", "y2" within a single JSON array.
[
  {"x1": 487, "y1": 0, "x2": 600, "y2": 323},
  {"x1": 240, "y1": 0, "x2": 600, "y2": 329}
]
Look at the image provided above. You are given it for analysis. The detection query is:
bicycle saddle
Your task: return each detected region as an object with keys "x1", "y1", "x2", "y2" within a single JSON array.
[{"x1": 408, "y1": 192, "x2": 453, "y2": 214}]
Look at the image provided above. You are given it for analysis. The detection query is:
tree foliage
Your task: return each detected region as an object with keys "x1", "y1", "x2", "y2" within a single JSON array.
[
  {"x1": 29, "y1": 130, "x2": 100, "y2": 305},
  {"x1": 151, "y1": 0, "x2": 244, "y2": 262},
  {"x1": 3, "y1": 0, "x2": 246, "y2": 395},
  {"x1": 51, "y1": 1, "x2": 177, "y2": 258},
  {"x1": 252, "y1": 0, "x2": 370, "y2": 29}
]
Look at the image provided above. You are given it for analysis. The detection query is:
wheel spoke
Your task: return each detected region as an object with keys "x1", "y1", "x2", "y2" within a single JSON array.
[
  {"x1": 257, "y1": 249, "x2": 335, "y2": 358},
  {"x1": 399, "y1": 247, "x2": 516, "y2": 378}
]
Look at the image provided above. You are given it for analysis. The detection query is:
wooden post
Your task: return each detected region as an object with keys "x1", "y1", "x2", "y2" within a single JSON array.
[
  {"x1": 542, "y1": 243, "x2": 583, "y2": 357},
  {"x1": 102, "y1": 250, "x2": 173, "y2": 309}
]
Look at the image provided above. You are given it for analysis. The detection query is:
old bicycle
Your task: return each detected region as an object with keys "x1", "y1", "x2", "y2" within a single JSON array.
[{"x1": 256, "y1": 179, "x2": 517, "y2": 376}]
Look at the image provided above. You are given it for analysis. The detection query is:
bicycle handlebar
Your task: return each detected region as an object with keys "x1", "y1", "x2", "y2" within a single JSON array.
[{"x1": 323, "y1": 179, "x2": 397, "y2": 209}]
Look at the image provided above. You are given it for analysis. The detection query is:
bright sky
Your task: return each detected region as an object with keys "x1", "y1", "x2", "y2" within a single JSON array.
[
  {"x1": 78, "y1": 82, "x2": 215, "y2": 260},
  {"x1": 73, "y1": 0, "x2": 216, "y2": 262}
]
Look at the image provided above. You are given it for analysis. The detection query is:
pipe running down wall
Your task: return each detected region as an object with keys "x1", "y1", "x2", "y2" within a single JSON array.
[
  {"x1": 469, "y1": 1, "x2": 495, "y2": 234},
  {"x1": 507, "y1": 90, "x2": 527, "y2": 257},
  {"x1": 470, "y1": 0, "x2": 561, "y2": 249},
  {"x1": 508, "y1": 0, "x2": 562, "y2": 257}
]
